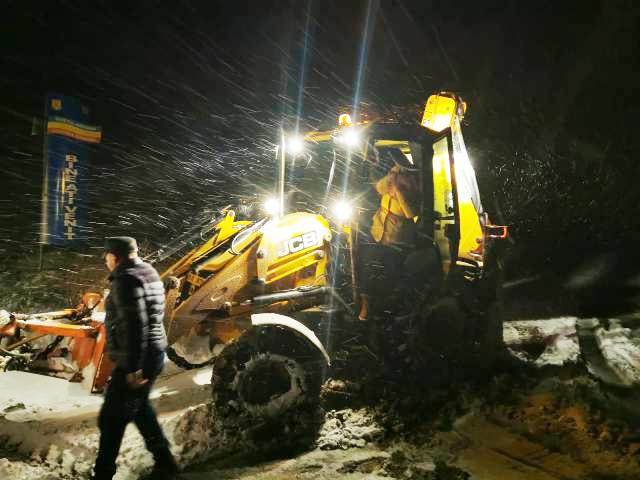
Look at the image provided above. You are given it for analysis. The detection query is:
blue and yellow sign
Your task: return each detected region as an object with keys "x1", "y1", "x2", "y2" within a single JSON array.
[{"x1": 41, "y1": 94, "x2": 101, "y2": 246}]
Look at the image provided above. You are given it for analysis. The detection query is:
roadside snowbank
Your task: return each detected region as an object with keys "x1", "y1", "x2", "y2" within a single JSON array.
[
  {"x1": 504, "y1": 316, "x2": 640, "y2": 386},
  {"x1": 4, "y1": 316, "x2": 640, "y2": 479},
  {"x1": 0, "y1": 362, "x2": 213, "y2": 479}
]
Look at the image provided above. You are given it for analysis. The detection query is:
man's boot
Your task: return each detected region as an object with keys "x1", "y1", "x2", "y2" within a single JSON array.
[
  {"x1": 90, "y1": 460, "x2": 116, "y2": 480},
  {"x1": 140, "y1": 446, "x2": 179, "y2": 480},
  {"x1": 140, "y1": 467, "x2": 179, "y2": 480}
]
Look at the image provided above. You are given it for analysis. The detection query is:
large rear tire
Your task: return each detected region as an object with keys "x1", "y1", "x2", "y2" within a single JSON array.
[
  {"x1": 410, "y1": 295, "x2": 475, "y2": 385},
  {"x1": 475, "y1": 240, "x2": 506, "y2": 370},
  {"x1": 211, "y1": 325, "x2": 324, "y2": 451},
  {"x1": 409, "y1": 276, "x2": 504, "y2": 384}
]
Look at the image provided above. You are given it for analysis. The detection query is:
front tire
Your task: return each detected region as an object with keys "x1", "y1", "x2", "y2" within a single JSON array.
[{"x1": 211, "y1": 325, "x2": 324, "y2": 450}]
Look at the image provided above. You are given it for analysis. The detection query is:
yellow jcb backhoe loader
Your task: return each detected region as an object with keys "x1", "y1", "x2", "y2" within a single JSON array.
[{"x1": 0, "y1": 92, "x2": 507, "y2": 433}]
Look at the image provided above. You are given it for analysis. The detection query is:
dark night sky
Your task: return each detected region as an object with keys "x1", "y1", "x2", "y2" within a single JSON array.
[{"x1": 1, "y1": 0, "x2": 639, "y2": 275}]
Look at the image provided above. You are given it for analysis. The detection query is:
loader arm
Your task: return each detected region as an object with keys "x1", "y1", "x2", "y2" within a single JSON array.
[{"x1": 161, "y1": 210, "x2": 253, "y2": 280}]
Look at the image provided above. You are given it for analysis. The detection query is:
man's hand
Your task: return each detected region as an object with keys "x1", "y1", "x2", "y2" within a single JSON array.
[{"x1": 126, "y1": 369, "x2": 149, "y2": 389}]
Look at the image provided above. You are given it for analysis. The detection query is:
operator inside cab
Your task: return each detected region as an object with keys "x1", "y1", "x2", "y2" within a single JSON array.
[
  {"x1": 370, "y1": 148, "x2": 420, "y2": 245},
  {"x1": 358, "y1": 147, "x2": 420, "y2": 321}
]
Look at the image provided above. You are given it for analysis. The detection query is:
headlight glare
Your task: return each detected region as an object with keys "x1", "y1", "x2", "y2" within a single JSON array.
[
  {"x1": 263, "y1": 197, "x2": 280, "y2": 217},
  {"x1": 331, "y1": 200, "x2": 353, "y2": 222}
]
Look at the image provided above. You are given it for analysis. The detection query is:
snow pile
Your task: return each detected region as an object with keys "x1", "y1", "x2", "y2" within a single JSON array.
[
  {"x1": 594, "y1": 319, "x2": 640, "y2": 386},
  {"x1": 317, "y1": 409, "x2": 384, "y2": 450},
  {"x1": 0, "y1": 458, "x2": 61, "y2": 480},
  {"x1": 505, "y1": 317, "x2": 640, "y2": 388},
  {"x1": 535, "y1": 333, "x2": 581, "y2": 366},
  {"x1": 166, "y1": 403, "x2": 218, "y2": 466},
  {"x1": 0, "y1": 363, "x2": 216, "y2": 479},
  {"x1": 503, "y1": 317, "x2": 578, "y2": 345},
  {"x1": 504, "y1": 317, "x2": 580, "y2": 366}
]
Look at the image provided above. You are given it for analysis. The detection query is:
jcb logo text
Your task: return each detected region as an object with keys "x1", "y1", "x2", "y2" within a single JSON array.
[{"x1": 277, "y1": 231, "x2": 319, "y2": 257}]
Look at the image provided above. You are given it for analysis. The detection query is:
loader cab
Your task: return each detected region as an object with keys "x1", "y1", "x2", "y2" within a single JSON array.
[{"x1": 278, "y1": 93, "x2": 488, "y2": 286}]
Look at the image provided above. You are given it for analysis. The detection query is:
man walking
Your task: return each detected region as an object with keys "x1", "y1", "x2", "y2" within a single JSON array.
[{"x1": 92, "y1": 236, "x2": 178, "y2": 480}]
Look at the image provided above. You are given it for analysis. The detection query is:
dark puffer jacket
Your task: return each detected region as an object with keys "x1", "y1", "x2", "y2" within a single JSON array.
[{"x1": 105, "y1": 257, "x2": 168, "y2": 374}]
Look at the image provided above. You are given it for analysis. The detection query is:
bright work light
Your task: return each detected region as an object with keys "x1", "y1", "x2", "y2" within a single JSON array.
[
  {"x1": 263, "y1": 197, "x2": 280, "y2": 217},
  {"x1": 334, "y1": 128, "x2": 360, "y2": 148},
  {"x1": 286, "y1": 136, "x2": 304, "y2": 155},
  {"x1": 331, "y1": 199, "x2": 354, "y2": 222}
]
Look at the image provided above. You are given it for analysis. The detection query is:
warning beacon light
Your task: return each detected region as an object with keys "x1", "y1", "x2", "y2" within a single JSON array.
[
  {"x1": 421, "y1": 92, "x2": 467, "y2": 133},
  {"x1": 286, "y1": 136, "x2": 305, "y2": 155},
  {"x1": 338, "y1": 113, "x2": 352, "y2": 126}
]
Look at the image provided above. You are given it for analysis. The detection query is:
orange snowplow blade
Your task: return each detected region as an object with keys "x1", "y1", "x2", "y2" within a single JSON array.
[{"x1": 0, "y1": 317, "x2": 113, "y2": 393}]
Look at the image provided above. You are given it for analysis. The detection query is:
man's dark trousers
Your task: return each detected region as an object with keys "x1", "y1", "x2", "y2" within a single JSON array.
[{"x1": 94, "y1": 354, "x2": 173, "y2": 479}]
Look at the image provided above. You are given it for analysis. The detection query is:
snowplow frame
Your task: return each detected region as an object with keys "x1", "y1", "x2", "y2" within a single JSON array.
[{"x1": 0, "y1": 312, "x2": 113, "y2": 393}]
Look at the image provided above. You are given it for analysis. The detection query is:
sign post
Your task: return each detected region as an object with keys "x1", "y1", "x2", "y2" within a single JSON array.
[{"x1": 39, "y1": 94, "x2": 101, "y2": 262}]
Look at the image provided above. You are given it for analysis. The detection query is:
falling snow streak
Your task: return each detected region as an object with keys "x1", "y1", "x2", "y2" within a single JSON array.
[{"x1": 0, "y1": 0, "x2": 635, "y2": 284}]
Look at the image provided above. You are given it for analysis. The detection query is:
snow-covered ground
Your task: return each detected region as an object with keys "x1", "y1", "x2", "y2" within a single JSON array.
[
  {"x1": 0, "y1": 361, "x2": 214, "y2": 479},
  {"x1": 2, "y1": 316, "x2": 640, "y2": 479},
  {"x1": 505, "y1": 316, "x2": 640, "y2": 386}
]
